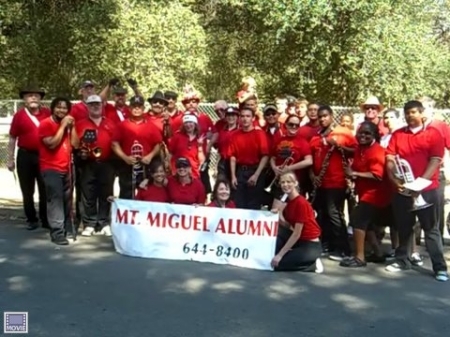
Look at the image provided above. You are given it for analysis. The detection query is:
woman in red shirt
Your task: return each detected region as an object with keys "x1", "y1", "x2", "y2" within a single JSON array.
[
  {"x1": 270, "y1": 114, "x2": 313, "y2": 210},
  {"x1": 167, "y1": 114, "x2": 206, "y2": 179},
  {"x1": 207, "y1": 179, "x2": 236, "y2": 208},
  {"x1": 271, "y1": 172, "x2": 323, "y2": 273},
  {"x1": 167, "y1": 157, "x2": 206, "y2": 205},
  {"x1": 135, "y1": 160, "x2": 170, "y2": 203},
  {"x1": 340, "y1": 121, "x2": 390, "y2": 268}
]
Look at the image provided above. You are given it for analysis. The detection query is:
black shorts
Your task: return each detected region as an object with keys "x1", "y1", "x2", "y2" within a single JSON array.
[{"x1": 350, "y1": 202, "x2": 389, "y2": 231}]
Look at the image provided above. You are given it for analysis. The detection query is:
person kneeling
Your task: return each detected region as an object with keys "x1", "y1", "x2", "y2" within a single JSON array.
[{"x1": 271, "y1": 172, "x2": 323, "y2": 273}]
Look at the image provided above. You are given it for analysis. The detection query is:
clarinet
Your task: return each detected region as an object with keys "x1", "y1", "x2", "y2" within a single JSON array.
[{"x1": 67, "y1": 127, "x2": 77, "y2": 241}]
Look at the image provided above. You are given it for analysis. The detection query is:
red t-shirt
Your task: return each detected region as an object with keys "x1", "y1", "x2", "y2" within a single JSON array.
[
  {"x1": 76, "y1": 117, "x2": 115, "y2": 161},
  {"x1": 112, "y1": 118, "x2": 163, "y2": 156},
  {"x1": 206, "y1": 200, "x2": 236, "y2": 208},
  {"x1": 9, "y1": 107, "x2": 51, "y2": 151},
  {"x1": 272, "y1": 133, "x2": 312, "y2": 182},
  {"x1": 169, "y1": 111, "x2": 185, "y2": 134},
  {"x1": 310, "y1": 126, "x2": 357, "y2": 189},
  {"x1": 135, "y1": 184, "x2": 170, "y2": 203},
  {"x1": 38, "y1": 117, "x2": 72, "y2": 173},
  {"x1": 357, "y1": 118, "x2": 389, "y2": 137},
  {"x1": 298, "y1": 123, "x2": 321, "y2": 142},
  {"x1": 104, "y1": 103, "x2": 130, "y2": 125},
  {"x1": 386, "y1": 126, "x2": 444, "y2": 191},
  {"x1": 214, "y1": 118, "x2": 227, "y2": 131},
  {"x1": 263, "y1": 124, "x2": 285, "y2": 150},
  {"x1": 167, "y1": 131, "x2": 206, "y2": 178},
  {"x1": 352, "y1": 142, "x2": 391, "y2": 207},
  {"x1": 216, "y1": 125, "x2": 239, "y2": 159},
  {"x1": 282, "y1": 195, "x2": 321, "y2": 241},
  {"x1": 429, "y1": 120, "x2": 450, "y2": 150},
  {"x1": 146, "y1": 113, "x2": 165, "y2": 135},
  {"x1": 167, "y1": 176, "x2": 206, "y2": 205},
  {"x1": 228, "y1": 128, "x2": 270, "y2": 165},
  {"x1": 70, "y1": 102, "x2": 89, "y2": 122}
]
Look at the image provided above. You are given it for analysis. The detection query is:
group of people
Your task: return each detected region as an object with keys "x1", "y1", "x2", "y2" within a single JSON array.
[{"x1": 6, "y1": 76, "x2": 450, "y2": 281}]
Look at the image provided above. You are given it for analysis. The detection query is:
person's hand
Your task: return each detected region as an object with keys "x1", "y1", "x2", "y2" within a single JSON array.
[
  {"x1": 270, "y1": 254, "x2": 282, "y2": 268},
  {"x1": 247, "y1": 174, "x2": 258, "y2": 186},
  {"x1": 61, "y1": 115, "x2": 74, "y2": 128},
  {"x1": 198, "y1": 134, "x2": 207, "y2": 146},
  {"x1": 312, "y1": 175, "x2": 321, "y2": 187},
  {"x1": 273, "y1": 165, "x2": 283, "y2": 176},
  {"x1": 345, "y1": 167, "x2": 354, "y2": 178},
  {"x1": 109, "y1": 78, "x2": 120, "y2": 87},
  {"x1": 281, "y1": 165, "x2": 292, "y2": 174},
  {"x1": 107, "y1": 196, "x2": 116, "y2": 202},
  {"x1": 393, "y1": 178, "x2": 405, "y2": 193},
  {"x1": 139, "y1": 179, "x2": 149, "y2": 189},
  {"x1": 127, "y1": 78, "x2": 137, "y2": 88},
  {"x1": 124, "y1": 156, "x2": 138, "y2": 166},
  {"x1": 141, "y1": 155, "x2": 152, "y2": 165},
  {"x1": 7, "y1": 159, "x2": 15, "y2": 172},
  {"x1": 231, "y1": 176, "x2": 238, "y2": 189},
  {"x1": 326, "y1": 136, "x2": 338, "y2": 147}
]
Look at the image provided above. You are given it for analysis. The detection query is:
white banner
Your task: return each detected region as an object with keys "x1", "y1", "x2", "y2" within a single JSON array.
[{"x1": 111, "y1": 199, "x2": 278, "y2": 271}]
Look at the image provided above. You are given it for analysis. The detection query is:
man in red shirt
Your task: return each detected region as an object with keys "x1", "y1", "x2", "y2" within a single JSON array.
[
  {"x1": 385, "y1": 100, "x2": 448, "y2": 282},
  {"x1": 165, "y1": 91, "x2": 184, "y2": 133},
  {"x1": 298, "y1": 102, "x2": 321, "y2": 141},
  {"x1": 309, "y1": 105, "x2": 356, "y2": 260},
  {"x1": 38, "y1": 97, "x2": 79, "y2": 246},
  {"x1": 229, "y1": 107, "x2": 270, "y2": 209},
  {"x1": 7, "y1": 86, "x2": 51, "y2": 230},
  {"x1": 112, "y1": 96, "x2": 163, "y2": 199},
  {"x1": 146, "y1": 90, "x2": 169, "y2": 135},
  {"x1": 76, "y1": 95, "x2": 115, "y2": 237}
]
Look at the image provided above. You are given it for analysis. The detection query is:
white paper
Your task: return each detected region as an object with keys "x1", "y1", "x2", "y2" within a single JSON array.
[{"x1": 403, "y1": 177, "x2": 432, "y2": 192}]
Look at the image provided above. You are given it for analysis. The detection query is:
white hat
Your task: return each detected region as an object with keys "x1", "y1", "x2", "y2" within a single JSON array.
[
  {"x1": 86, "y1": 95, "x2": 102, "y2": 104},
  {"x1": 360, "y1": 96, "x2": 384, "y2": 111},
  {"x1": 182, "y1": 114, "x2": 198, "y2": 124}
]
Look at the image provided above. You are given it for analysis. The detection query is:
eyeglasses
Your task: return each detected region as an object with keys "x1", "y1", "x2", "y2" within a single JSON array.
[
  {"x1": 152, "y1": 100, "x2": 165, "y2": 105},
  {"x1": 287, "y1": 123, "x2": 300, "y2": 128},
  {"x1": 264, "y1": 112, "x2": 277, "y2": 117},
  {"x1": 364, "y1": 106, "x2": 378, "y2": 111}
]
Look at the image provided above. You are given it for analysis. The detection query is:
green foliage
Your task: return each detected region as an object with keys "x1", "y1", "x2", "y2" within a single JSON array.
[{"x1": 0, "y1": 0, "x2": 449, "y2": 106}]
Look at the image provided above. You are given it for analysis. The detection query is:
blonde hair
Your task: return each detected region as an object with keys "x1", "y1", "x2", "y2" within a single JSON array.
[
  {"x1": 241, "y1": 76, "x2": 256, "y2": 90},
  {"x1": 279, "y1": 172, "x2": 298, "y2": 183}
]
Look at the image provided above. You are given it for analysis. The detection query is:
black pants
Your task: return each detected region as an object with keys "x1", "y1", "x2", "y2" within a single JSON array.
[
  {"x1": 73, "y1": 154, "x2": 82, "y2": 227},
  {"x1": 274, "y1": 226, "x2": 322, "y2": 271},
  {"x1": 392, "y1": 190, "x2": 447, "y2": 272},
  {"x1": 234, "y1": 165, "x2": 265, "y2": 210},
  {"x1": 41, "y1": 170, "x2": 72, "y2": 238},
  {"x1": 217, "y1": 158, "x2": 231, "y2": 182},
  {"x1": 437, "y1": 171, "x2": 446, "y2": 239},
  {"x1": 117, "y1": 161, "x2": 145, "y2": 200},
  {"x1": 313, "y1": 188, "x2": 350, "y2": 254},
  {"x1": 79, "y1": 160, "x2": 114, "y2": 228},
  {"x1": 16, "y1": 148, "x2": 48, "y2": 225}
]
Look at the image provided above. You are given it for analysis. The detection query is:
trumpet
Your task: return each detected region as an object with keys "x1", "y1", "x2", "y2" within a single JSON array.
[
  {"x1": 394, "y1": 155, "x2": 432, "y2": 211},
  {"x1": 131, "y1": 141, "x2": 144, "y2": 199},
  {"x1": 264, "y1": 157, "x2": 294, "y2": 193}
]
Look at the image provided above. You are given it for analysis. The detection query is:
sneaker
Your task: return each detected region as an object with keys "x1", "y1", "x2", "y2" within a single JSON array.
[
  {"x1": 81, "y1": 227, "x2": 95, "y2": 237},
  {"x1": 100, "y1": 225, "x2": 112, "y2": 237},
  {"x1": 328, "y1": 252, "x2": 349, "y2": 262},
  {"x1": 315, "y1": 258, "x2": 324, "y2": 274},
  {"x1": 385, "y1": 262, "x2": 406, "y2": 273},
  {"x1": 410, "y1": 252, "x2": 424, "y2": 267},
  {"x1": 340, "y1": 256, "x2": 367, "y2": 268},
  {"x1": 51, "y1": 236, "x2": 69, "y2": 246},
  {"x1": 435, "y1": 271, "x2": 449, "y2": 282}
]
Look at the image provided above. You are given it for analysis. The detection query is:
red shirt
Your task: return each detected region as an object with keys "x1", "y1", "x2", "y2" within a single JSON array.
[
  {"x1": 263, "y1": 124, "x2": 285, "y2": 150},
  {"x1": 38, "y1": 117, "x2": 72, "y2": 173},
  {"x1": 136, "y1": 184, "x2": 170, "y2": 203},
  {"x1": 282, "y1": 195, "x2": 321, "y2": 241},
  {"x1": 352, "y1": 142, "x2": 391, "y2": 207},
  {"x1": 167, "y1": 176, "x2": 206, "y2": 205},
  {"x1": 357, "y1": 118, "x2": 389, "y2": 137},
  {"x1": 215, "y1": 118, "x2": 227, "y2": 131},
  {"x1": 70, "y1": 102, "x2": 89, "y2": 122},
  {"x1": 229, "y1": 128, "x2": 270, "y2": 166},
  {"x1": 9, "y1": 107, "x2": 51, "y2": 151},
  {"x1": 206, "y1": 200, "x2": 236, "y2": 208},
  {"x1": 113, "y1": 118, "x2": 163, "y2": 156},
  {"x1": 104, "y1": 103, "x2": 130, "y2": 125},
  {"x1": 146, "y1": 113, "x2": 165, "y2": 134},
  {"x1": 216, "y1": 125, "x2": 239, "y2": 159},
  {"x1": 428, "y1": 120, "x2": 450, "y2": 150},
  {"x1": 76, "y1": 117, "x2": 115, "y2": 161},
  {"x1": 310, "y1": 126, "x2": 357, "y2": 189},
  {"x1": 167, "y1": 131, "x2": 206, "y2": 178},
  {"x1": 272, "y1": 133, "x2": 312, "y2": 181},
  {"x1": 386, "y1": 126, "x2": 444, "y2": 191},
  {"x1": 169, "y1": 111, "x2": 185, "y2": 134},
  {"x1": 298, "y1": 123, "x2": 321, "y2": 141}
]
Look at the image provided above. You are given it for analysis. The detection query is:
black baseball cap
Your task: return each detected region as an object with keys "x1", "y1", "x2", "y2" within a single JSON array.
[
  {"x1": 175, "y1": 157, "x2": 191, "y2": 168},
  {"x1": 164, "y1": 91, "x2": 178, "y2": 100},
  {"x1": 225, "y1": 107, "x2": 239, "y2": 115},
  {"x1": 129, "y1": 96, "x2": 145, "y2": 106},
  {"x1": 113, "y1": 87, "x2": 128, "y2": 95}
]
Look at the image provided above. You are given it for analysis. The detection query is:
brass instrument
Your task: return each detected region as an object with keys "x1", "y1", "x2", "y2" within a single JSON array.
[
  {"x1": 394, "y1": 155, "x2": 432, "y2": 211},
  {"x1": 264, "y1": 157, "x2": 294, "y2": 193},
  {"x1": 131, "y1": 141, "x2": 144, "y2": 199},
  {"x1": 80, "y1": 129, "x2": 102, "y2": 160}
]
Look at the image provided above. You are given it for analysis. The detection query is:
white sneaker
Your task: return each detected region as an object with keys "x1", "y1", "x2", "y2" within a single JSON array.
[
  {"x1": 315, "y1": 258, "x2": 324, "y2": 274},
  {"x1": 100, "y1": 225, "x2": 112, "y2": 237},
  {"x1": 81, "y1": 227, "x2": 95, "y2": 237}
]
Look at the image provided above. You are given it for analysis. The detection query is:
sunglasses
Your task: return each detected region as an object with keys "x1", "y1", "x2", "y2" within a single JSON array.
[
  {"x1": 364, "y1": 106, "x2": 379, "y2": 111},
  {"x1": 183, "y1": 99, "x2": 200, "y2": 104},
  {"x1": 225, "y1": 112, "x2": 238, "y2": 116},
  {"x1": 264, "y1": 111, "x2": 277, "y2": 117},
  {"x1": 176, "y1": 165, "x2": 190, "y2": 169},
  {"x1": 287, "y1": 123, "x2": 300, "y2": 128},
  {"x1": 152, "y1": 100, "x2": 166, "y2": 105}
]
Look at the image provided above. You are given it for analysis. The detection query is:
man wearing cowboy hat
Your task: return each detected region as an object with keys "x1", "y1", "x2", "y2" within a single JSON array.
[
  {"x1": 8, "y1": 86, "x2": 51, "y2": 230},
  {"x1": 147, "y1": 90, "x2": 169, "y2": 134},
  {"x1": 359, "y1": 96, "x2": 389, "y2": 136}
]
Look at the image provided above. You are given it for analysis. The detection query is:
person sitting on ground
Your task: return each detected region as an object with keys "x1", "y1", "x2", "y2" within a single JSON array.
[
  {"x1": 207, "y1": 179, "x2": 236, "y2": 208},
  {"x1": 270, "y1": 172, "x2": 323, "y2": 273}
]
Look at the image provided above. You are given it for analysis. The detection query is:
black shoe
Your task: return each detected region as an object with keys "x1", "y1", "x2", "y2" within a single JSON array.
[
  {"x1": 52, "y1": 236, "x2": 69, "y2": 246},
  {"x1": 26, "y1": 222, "x2": 39, "y2": 231},
  {"x1": 340, "y1": 257, "x2": 367, "y2": 268},
  {"x1": 42, "y1": 223, "x2": 51, "y2": 230}
]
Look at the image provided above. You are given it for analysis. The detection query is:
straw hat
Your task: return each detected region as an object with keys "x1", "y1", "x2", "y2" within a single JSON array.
[{"x1": 360, "y1": 96, "x2": 384, "y2": 111}]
